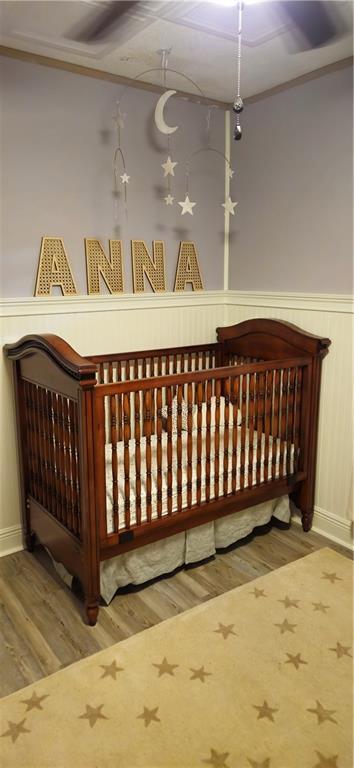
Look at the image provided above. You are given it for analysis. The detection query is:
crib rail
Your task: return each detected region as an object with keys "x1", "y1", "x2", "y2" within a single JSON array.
[
  {"x1": 93, "y1": 357, "x2": 310, "y2": 547},
  {"x1": 90, "y1": 343, "x2": 220, "y2": 385}
]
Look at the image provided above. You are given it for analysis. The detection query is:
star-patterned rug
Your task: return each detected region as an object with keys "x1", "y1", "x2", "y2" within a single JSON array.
[{"x1": 0, "y1": 547, "x2": 352, "y2": 768}]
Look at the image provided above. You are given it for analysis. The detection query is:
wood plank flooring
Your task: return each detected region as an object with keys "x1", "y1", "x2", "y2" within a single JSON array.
[{"x1": 0, "y1": 521, "x2": 351, "y2": 697}]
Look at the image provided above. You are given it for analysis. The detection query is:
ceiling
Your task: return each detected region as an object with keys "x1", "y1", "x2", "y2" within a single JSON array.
[{"x1": 0, "y1": 1, "x2": 353, "y2": 102}]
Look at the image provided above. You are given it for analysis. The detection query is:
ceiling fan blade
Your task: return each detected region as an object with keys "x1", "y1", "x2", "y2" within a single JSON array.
[
  {"x1": 282, "y1": 1, "x2": 342, "y2": 49},
  {"x1": 75, "y1": 1, "x2": 140, "y2": 43}
]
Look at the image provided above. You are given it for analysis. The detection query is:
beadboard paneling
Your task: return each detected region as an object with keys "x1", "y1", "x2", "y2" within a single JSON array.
[
  {"x1": 0, "y1": 293, "x2": 226, "y2": 539},
  {"x1": 226, "y1": 294, "x2": 353, "y2": 535},
  {"x1": 1, "y1": 291, "x2": 352, "y2": 552}
]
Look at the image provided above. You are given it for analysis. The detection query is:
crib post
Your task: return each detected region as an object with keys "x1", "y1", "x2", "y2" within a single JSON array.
[
  {"x1": 11, "y1": 361, "x2": 34, "y2": 551},
  {"x1": 78, "y1": 385, "x2": 101, "y2": 626},
  {"x1": 293, "y1": 349, "x2": 329, "y2": 532}
]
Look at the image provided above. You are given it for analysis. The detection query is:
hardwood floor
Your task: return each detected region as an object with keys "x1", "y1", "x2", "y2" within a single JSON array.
[{"x1": 0, "y1": 520, "x2": 351, "y2": 698}]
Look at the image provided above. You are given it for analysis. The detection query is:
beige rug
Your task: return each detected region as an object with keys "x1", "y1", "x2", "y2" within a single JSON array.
[{"x1": 1, "y1": 547, "x2": 352, "y2": 768}]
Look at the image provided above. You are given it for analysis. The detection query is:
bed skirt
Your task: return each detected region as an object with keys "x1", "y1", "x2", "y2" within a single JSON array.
[{"x1": 50, "y1": 496, "x2": 290, "y2": 604}]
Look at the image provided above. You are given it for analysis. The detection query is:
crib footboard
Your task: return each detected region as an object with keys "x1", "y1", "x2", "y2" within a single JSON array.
[{"x1": 5, "y1": 335, "x2": 100, "y2": 625}]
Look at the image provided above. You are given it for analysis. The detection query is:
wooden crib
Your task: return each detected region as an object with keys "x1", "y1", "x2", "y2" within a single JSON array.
[{"x1": 5, "y1": 319, "x2": 330, "y2": 625}]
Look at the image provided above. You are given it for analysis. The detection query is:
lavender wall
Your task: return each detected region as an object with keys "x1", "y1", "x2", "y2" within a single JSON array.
[
  {"x1": 229, "y1": 66, "x2": 353, "y2": 294},
  {"x1": 0, "y1": 56, "x2": 225, "y2": 297}
]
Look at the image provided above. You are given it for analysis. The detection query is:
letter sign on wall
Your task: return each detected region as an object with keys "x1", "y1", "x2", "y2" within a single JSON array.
[
  {"x1": 174, "y1": 242, "x2": 204, "y2": 292},
  {"x1": 85, "y1": 239, "x2": 124, "y2": 294},
  {"x1": 35, "y1": 237, "x2": 78, "y2": 296},
  {"x1": 131, "y1": 240, "x2": 166, "y2": 293}
]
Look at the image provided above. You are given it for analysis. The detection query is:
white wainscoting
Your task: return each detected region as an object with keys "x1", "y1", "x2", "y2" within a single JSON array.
[
  {"x1": 0, "y1": 291, "x2": 226, "y2": 551},
  {"x1": 226, "y1": 291, "x2": 353, "y2": 550},
  {"x1": 1, "y1": 290, "x2": 352, "y2": 554}
]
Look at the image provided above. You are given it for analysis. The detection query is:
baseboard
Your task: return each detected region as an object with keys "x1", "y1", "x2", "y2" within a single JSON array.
[
  {"x1": 0, "y1": 525, "x2": 24, "y2": 556},
  {"x1": 292, "y1": 507, "x2": 353, "y2": 551}
]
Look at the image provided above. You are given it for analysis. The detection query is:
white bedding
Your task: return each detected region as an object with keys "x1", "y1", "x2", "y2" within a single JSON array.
[{"x1": 105, "y1": 427, "x2": 294, "y2": 533}]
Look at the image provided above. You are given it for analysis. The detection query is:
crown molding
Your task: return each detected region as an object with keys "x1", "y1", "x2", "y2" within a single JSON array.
[
  {"x1": 0, "y1": 45, "x2": 352, "y2": 109},
  {"x1": 246, "y1": 56, "x2": 353, "y2": 105}
]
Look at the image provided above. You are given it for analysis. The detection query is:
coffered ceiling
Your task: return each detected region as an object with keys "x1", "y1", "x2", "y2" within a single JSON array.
[{"x1": 0, "y1": 1, "x2": 352, "y2": 101}]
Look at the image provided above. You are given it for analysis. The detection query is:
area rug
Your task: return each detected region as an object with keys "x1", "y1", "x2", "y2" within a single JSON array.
[{"x1": 1, "y1": 547, "x2": 352, "y2": 768}]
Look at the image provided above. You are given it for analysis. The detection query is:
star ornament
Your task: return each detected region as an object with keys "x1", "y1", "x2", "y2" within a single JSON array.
[
  {"x1": 222, "y1": 196, "x2": 238, "y2": 215},
  {"x1": 161, "y1": 156, "x2": 177, "y2": 177},
  {"x1": 120, "y1": 173, "x2": 130, "y2": 184},
  {"x1": 164, "y1": 194, "x2": 174, "y2": 206},
  {"x1": 178, "y1": 195, "x2": 196, "y2": 216}
]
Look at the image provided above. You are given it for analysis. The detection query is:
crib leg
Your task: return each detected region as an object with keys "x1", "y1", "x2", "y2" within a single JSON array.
[
  {"x1": 85, "y1": 600, "x2": 99, "y2": 627},
  {"x1": 301, "y1": 510, "x2": 314, "y2": 532},
  {"x1": 292, "y1": 481, "x2": 314, "y2": 533},
  {"x1": 25, "y1": 530, "x2": 36, "y2": 552}
]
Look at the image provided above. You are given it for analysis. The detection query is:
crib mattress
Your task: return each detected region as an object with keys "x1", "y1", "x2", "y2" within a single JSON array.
[{"x1": 105, "y1": 428, "x2": 295, "y2": 534}]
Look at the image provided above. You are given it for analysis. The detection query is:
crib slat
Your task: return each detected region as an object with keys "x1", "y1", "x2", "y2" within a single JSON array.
[
  {"x1": 187, "y1": 382, "x2": 193, "y2": 508},
  {"x1": 176, "y1": 385, "x2": 183, "y2": 513},
  {"x1": 117, "y1": 362, "x2": 123, "y2": 442},
  {"x1": 110, "y1": 394, "x2": 119, "y2": 533},
  {"x1": 68, "y1": 399, "x2": 77, "y2": 535},
  {"x1": 31, "y1": 384, "x2": 41, "y2": 505},
  {"x1": 37, "y1": 386, "x2": 48, "y2": 510},
  {"x1": 263, "y1": 370, "x2": 273, "y2": 483},
  {"x1": 196, "y1": 382, "x2": 203, "y2": 506},
  {"x1": 44, "y1": 389, "x2": 54, "y2": 519},
  {"x1": 214, "y1": 379, "x2": 221, "y2": 500},
  {"x1": 223, "y1": 378, "x2": 230, "y2": 497},
  {"x1": 52, "y1": 392, "x2": 62, "y2": 521},
  {"x1": 123, "y1": 392, "x2": 131, "y2": 529},
  {"x1": 231, "y1": 375, "x2": 239, "y2": 494},
  {"x1": 62, "y1": 397, "x2": 72, "y2": 530},
  {"x1": 166, "y1": 386, "x2": 173, "y2": 516},
  {"x1": 287, "y1": 368, "x2": 295, "y2": 475},
  {"x1": 240, "y1": 374, "x2": 247, "y2": 491},
  {"x1": 294, "y1": 367, "x2": 302, "y2": 472},
  {"x1": 58, "y1": 394, "x2": 68, "y2": 527},
  {"x1": 248, "y1": 373, "x2": 255, "y2": 489},
  {"x1": 156, "y1": 388, "x2": 163, "y2": 519},
  {"x1": 272, "y1": 369, "x2": 281, "y2": 481},
  {"x1": 279, "y1": 368, "x2": 288, "y2": 478},
  {"x1": 205, "y1": 380, "x2": 212, "y2": 502},
  {"x1": 134, "y1": 390, "x2": 142, "y2": 526},
  {"x1": 144, "y1": 389, "x2": 152, "y2": 524},
  {"x1": 256, "y1": 372, "x2": 265, "y2": 485}
]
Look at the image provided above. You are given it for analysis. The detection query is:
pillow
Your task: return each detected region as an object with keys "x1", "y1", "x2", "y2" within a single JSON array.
[
  {"x1": 161, "y1": 396, "x2": 191, "y2": 432},
  {"x1": 193, "y1": 396, "x2": 242, "y2": 429}
]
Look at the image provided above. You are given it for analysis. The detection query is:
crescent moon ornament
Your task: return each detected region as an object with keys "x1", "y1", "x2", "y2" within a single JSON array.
[{"x1": 154, "y1": 90, "x2": 179, "y2": 135}]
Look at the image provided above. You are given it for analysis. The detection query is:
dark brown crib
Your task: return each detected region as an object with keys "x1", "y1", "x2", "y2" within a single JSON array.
[{"x1": 5, "y1": 319, "x2": 330, "y2": 625}]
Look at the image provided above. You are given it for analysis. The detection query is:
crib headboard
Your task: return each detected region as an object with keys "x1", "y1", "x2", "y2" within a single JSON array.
[{"x1": 216, "y1": 319, "x2": 331, "y2": 363}]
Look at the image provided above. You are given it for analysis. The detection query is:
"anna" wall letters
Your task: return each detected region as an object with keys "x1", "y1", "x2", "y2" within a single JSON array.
[{"x1": 34, "y1": 237, "x2": 204, "y2": 296}]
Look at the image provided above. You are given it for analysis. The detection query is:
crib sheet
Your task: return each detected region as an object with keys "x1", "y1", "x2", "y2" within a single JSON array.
[{"x1": 105, "y1": 428, "x2": 295, "y2": 534}]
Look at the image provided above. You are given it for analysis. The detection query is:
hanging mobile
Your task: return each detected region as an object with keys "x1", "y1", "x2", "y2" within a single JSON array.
[{"x1": 233, "y1": 1, "x2": 244, "y2": 141}]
